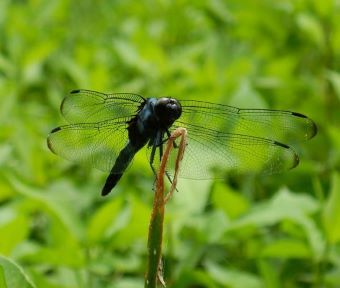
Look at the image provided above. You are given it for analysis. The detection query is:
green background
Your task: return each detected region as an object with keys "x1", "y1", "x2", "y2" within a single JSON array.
[{"x1": 1, "y1": 0, "x2": 340, "y2": 287}]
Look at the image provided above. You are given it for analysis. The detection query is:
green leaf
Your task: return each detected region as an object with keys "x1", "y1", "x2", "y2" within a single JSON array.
[
  {"x1": 0, "y1": 208, "x2": 30, "y2": 255},
  {"x1": 7, "y1": 175, "x2": 84, "y2": 241},
  {"x1": 322, "y1": 173, "x2": 340, "y2": 244},
  {"x1": 229, "y1": 188, "x2": 325, "y2": 259},
  {"x1": 111, "y1": 195, "x2": 150, "y2": 248},
  {"x1": 114, "y1": 278, "x2": 144, "y2": 288},
  {"x1": 205, "y1": 261, "x2": 263, "y2": 288},
  {"x1": 229, "y1": 80, "x2": 268, "y2": 109},
  {"x1": 212, "y1": 182, "x2": 250, "y2": 219},
  {"x1": 6, "y1": 176, "x2": 85, "y2": 267},
  {"x1": 296, "y1": 13, "x2": 324, "y2": 48},
  {"x1": 87, "y1": 197, "x2": 124, "y2": 244},
  {"x1": 312, "y1": 0, "x2": 334, "y2": 17},
  {"x1": 203, "y1": 210, "x2": 230, "y2": 243},
  {"x1": 172, "y1": 179, "x2": 212, "y2": 215},
  {"x1": 0, "y1": 256, "x2": 36, "y2": 288},
  {"x1": 326, "y1": 70, "x2": 340, "y2": 102},
  {"x1": 257, "y1": 259, "x2": 279, "y2": 288},
  {"x1": 261, "y1": 239, "x2": 311, "y2": 258}
]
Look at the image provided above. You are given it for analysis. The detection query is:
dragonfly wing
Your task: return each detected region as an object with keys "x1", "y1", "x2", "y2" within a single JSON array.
[
  {"x1": 148, "y1": 124, "x2": 299, "y2": 179},
  {"x1": 47, "y1": 118, "x2": 130, "y2": 172},
  {"x1": 178, "y1": 100, "x2": 317, "y2": 143},
  {"x1": 61, "y1": 89, "x2": 145, "y2": 123}
]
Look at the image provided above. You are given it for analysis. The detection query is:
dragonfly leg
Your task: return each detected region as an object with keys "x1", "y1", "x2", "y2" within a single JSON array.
[
  {"x1": 149, "y1": 131, "x2": 178, "y2": 193},
  {"x1": 166, "y1": 129, "x2": 178, "y2": 148},
  {"x1": 159, "y1": 138, "x2": 163, "y2": 162},
  {"x1": 149, "y1": 143, "x2": 157, "y2": 176},
  {"x1": 160, "y1": 131, "x2": 179, "y2": 192},
  {"x1": 149, "y1": 130, "x2": 163, "y2": 176},
  {"x1": 157, "y1": 130, "x2": 178, "y2": 147},
  {"x1": 149, "y1": 143, "x2": 158, "y2": 192}
]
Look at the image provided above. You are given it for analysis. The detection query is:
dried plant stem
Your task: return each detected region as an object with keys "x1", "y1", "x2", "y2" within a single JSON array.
[{"x1": 144, "y1": 128, "x2": 187, "y2": 288}]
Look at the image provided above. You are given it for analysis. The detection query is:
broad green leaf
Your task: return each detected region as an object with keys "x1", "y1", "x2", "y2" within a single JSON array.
[{"x1": 0, "y1": 256, "x2": 36, "y2": 288}]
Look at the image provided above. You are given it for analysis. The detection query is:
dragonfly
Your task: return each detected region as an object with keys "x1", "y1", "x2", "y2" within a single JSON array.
[{"x1": 47, "y1": 89, "x2": 317, "y2": 196}]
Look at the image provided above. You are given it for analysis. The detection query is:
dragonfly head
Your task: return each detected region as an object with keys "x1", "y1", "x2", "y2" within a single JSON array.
[{"x1": 154, "y1": 97, "x2": 182, "y2": 128}]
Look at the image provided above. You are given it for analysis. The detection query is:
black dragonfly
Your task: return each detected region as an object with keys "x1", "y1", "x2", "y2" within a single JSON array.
[{"x1": 47, "y1": 89, "x2": 317, "y2": 196}]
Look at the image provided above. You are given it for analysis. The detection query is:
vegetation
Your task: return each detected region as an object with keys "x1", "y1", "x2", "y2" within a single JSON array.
[{"x1": 0, "y1": 0, "x2": 339, "y2": 287}]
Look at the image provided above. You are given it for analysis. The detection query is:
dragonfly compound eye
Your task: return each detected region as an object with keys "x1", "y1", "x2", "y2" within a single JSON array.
[{"x1": 155, "y1": 98, "x2": 182, "y2": 127}]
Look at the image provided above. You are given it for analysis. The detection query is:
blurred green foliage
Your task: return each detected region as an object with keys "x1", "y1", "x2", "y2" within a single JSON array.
[{"x1": 0, "y1": 0, "x2": 340, "y2": 287}]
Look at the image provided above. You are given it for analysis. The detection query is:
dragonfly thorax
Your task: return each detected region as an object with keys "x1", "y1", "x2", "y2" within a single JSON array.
[{"x1": 126, "y1": 97, "x2": 181, "y2": 149}]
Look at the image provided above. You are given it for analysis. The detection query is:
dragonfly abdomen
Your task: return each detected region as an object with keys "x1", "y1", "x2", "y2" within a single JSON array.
[{"x1": 101, "y1": 142, "x2": 137, "y2": 196}]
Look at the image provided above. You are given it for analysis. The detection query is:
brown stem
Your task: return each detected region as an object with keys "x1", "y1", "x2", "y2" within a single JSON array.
[{"x1": 144, "y1": 128, "x2": 187, "y2": 288}]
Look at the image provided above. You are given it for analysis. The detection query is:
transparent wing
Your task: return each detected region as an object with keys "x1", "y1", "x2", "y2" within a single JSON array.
[
  {"x1": 178, "y1": 100, "x2": 317, "y2": 143},
  {"x1": 61, "y1": 89, "x2": 145, "y2": 123},
  {"x1": 47, "y1": 118, "x2": 130, "y2": 172},
  {"x1": 148, "y1": 123, "x2": 299, "y2": 179}
]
